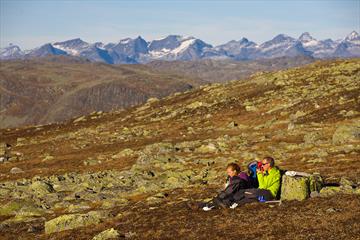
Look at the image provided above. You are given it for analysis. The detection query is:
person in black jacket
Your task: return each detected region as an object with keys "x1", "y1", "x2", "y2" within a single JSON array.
[{"x1": 186, "y1": 162, "x2": 250, "y2": 211}]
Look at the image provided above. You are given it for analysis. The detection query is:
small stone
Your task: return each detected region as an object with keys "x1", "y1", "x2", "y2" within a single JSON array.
[
  {"x1": 42, "y1": 155, "x2": 54, "y2": 161},
  {"x1": 245, "y1": 105, "x2": 258, "y2": 112},
  {"x1": 227, "y1": 121, "x2": 238, "y2": 128},
  {"x1": 73, "y1": 116, "x2": 86, "y2": 123},
  {"x1": 146, "y1": 97, "x2": 159, "y2": 104},
  {"x1": 288, "y1": 122, "x2": 295, "y2": 130},
  {"x1": 195, "y1": 143, "x2": 217, "y2": 153},
  {"x1": 10, "y1": 167, "x2": 24, "y2": 174},
  {"x1": 310, "y1": 191, "x2": 320, "y2": 198},
  {"x1": 92, "y1": 228, "x2": 120, "y2": 240},
  {"x1": 186, "y1": 101, "x2": 209, "y2": 109},
  {"x1": 16, "y1": 138, "x2": 26, "y2": 146},
  {"x1": 83, "y1": 159, "x2": 102, "y2": 166},
  {"x1": 326, "y1": 208, "x2": 337, "y2": 213}
]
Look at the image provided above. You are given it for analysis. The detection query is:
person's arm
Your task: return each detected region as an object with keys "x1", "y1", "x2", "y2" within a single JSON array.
[
  {"x1": 218, "y1": 178, "x2": 241, "y2": 199},
  {"x1": 257, "y1": 171, "x2": 266, "y2": 189}
]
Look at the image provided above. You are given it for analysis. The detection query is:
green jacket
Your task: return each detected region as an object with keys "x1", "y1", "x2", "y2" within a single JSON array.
[{"x1": 257, "y1": 167, "x2": 281, "y2": 198}]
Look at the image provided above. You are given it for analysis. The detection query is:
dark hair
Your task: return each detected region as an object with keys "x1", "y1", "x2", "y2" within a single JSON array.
[
  {"x1": 263, "y1": 156, "x2": 275, "y2": 167},
  {"x1": 226, "y1": 162, "x2": 241, "y2": 173}
]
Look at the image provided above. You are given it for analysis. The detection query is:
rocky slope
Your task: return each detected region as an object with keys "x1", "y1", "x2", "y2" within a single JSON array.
[{"x1": 0, "y1": 59, "x2": 359, "y2": 239}]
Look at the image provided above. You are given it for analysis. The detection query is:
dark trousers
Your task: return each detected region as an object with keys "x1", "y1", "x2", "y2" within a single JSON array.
[
  {"x1": 200, "y1": 195, "x2": 234, "y2": 209},
  {"x1": 233, "y1": 188, "x2": 274, "y2": 205}
]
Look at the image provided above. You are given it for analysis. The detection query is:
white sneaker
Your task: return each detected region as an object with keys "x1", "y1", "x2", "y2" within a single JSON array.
[
  {"x1": 230, "y1": 203, "x2": 238, "y2": 209},
  {"x1": 202, "y1": 206, "x2": 215, "y2": 211}
]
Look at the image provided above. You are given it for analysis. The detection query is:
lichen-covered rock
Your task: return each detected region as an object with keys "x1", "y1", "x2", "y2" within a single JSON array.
[
  {"x1": 319, "y1": 187, "x2": 342, "y2": 197},
  {"x1": 281, "y1": 175, "x2": 309, "y2": 201},
  {"x1": 29, "y1": 181, "x2": 55, "y2": 196},
  {"x1": 332, "y1": 124, "x2": 360, "y2": 144},
  {"x1": 303, "y1": 131, "x2": 323, "y2": 145},
  {"x1": 0, "y1": 201, "x2": 25, "y2": 216},
  {"x1": 186, "y1": 101, "x2": 209, "y2": 109},
  {"x1": 195, "y1": 143, "x2": 218, "y2": 153},
  {"x1": 92, "y1": 228, "x2": 120, "y2": 240},
  {"x1": 339, "y1": 177, "x2": 356, "y2": 188},
  {"x1": 309, "y1": 174, "x2": 323, "y2": 192},
  {"x1": 112, "y1": 148, "x2": 135, "y2": 159},
  {"x1": 45, "y1": 211, "x2": 109, "y2": 234},
  {"x1": 0, "y1": 200, "x2": 41, "y2": 217}
]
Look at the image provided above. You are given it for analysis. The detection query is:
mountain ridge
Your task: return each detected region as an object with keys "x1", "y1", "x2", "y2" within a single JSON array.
[{"x1": 1, "y1": 31, "x2": 359, "y2": 63}]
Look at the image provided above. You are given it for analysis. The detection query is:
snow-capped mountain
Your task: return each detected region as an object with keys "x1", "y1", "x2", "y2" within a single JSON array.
[
  {"x1": 297, "y1": 32, "x2": 338, "y2": 58},
  {"x1": 215, "y1": 38, "x2": 257, "y2": 60},
  {"x1": 0, "y1": 44, "x2": 24, "y2": 59},
  {"x1": 254, "y1": 34, "x2": 306, "y2": 58},
  {"x1": 333, "y1": 31, "x2": 360, "y2": 58},
  {"x1": 107, "y1": 36, "x2": 148, "y2": 64},
  {"x1": 25, "y1": 43, "x2": 67, "y2": 58},
  {"x1": 1, "y1": 31, "x2": 359, "y2": 63},
  {"x1": 147, "y1": 35, "x2": 213, "y2": 61},
  {"x1": 53, "y1": 38, "x2": 90, "y2": 55}
]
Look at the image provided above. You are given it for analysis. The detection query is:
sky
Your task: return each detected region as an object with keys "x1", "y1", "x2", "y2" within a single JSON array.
[{"x1": 0, "y1": 0, "x2": 359, "y2": 50}]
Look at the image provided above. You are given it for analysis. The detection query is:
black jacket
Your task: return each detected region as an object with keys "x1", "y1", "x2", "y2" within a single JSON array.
[{"x1": 218, "y1": 175, "x2": 250, "y2": 199}]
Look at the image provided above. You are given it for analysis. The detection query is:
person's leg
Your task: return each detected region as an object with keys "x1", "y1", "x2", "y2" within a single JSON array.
[
  {"x1": 256, "y1": 189, "x2": 274, "y2": 201},
  {"x1": 233, "y1": 188, "x2": 258, "y2": 206},
  {"x1": 235, "y1": 188, "x2": 273, "y2": 206},
  {"x1": 233, "y1": 189, "x2": 247, "y2": 202},
  {"x1": 212, "y1": 196, "x2": 233, "y2": 209}
]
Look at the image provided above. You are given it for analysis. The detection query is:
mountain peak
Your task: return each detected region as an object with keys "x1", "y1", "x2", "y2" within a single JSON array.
[
  {"x1": 119, "y1": 38, "x2": 132, "y2": 44},
  {"x1": 272, "y1": 34, "x2": 294, "y2": 41},
  {"x1": 54, "y1": 38, "x2": 87, "y2": 45},
  {"x1": 239, "y1": 37, "x2": 249, "y2": 43},
  {"x1": 345, "y1": 31, "x2": 360, "y2": 41},
  {"x1": 299, "y1": 32, "x2": 316, "y2": 42},
  {"x1": 135, "y1": 36, "x2": 146, "y2": 41}
]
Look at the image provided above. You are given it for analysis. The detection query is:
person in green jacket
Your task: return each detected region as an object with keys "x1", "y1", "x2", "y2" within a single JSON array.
[{"x1": 233, "y1": 156, "x2": 281, "y2": 205}]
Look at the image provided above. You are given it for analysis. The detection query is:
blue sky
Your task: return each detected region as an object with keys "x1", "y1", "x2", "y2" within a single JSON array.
[{"x1": 1, "y1": 0, "x2": 359, "y2": 49}]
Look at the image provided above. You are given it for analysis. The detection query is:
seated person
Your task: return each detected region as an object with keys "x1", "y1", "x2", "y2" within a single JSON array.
[
  {"x1": 233, "y1": 156, "x2": 281, "y2": 206},
  {"x1": 187, "y1": 162, "x2": 250, "y2": 211}
]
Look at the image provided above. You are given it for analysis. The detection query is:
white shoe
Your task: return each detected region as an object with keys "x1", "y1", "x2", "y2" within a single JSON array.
[
  {"x1": 202, "y1": 206, "x2": 215, "y2": 211},
  {"x1": 230, "y1": 203, "x2": 238, "y2": 209}
]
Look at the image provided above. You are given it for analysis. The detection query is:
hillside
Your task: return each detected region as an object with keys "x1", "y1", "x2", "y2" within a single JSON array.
[
  {"x1": 0, "y1": 59, "x2": 359, "y2": 239},
  {"x1": 0, "y1": 56, "x2": 206, "y2": 128},
  {"x1": 1, "y1": 56, "x2": 314, "y2": 128},
  {"x1": 147, "y1": 56, "x2": 315, "y2": 83}
]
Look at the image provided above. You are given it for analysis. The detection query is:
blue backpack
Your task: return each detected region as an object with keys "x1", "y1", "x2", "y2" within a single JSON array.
[{"x1": 247, "y1": 161, "x2": 259, "y2": 188}]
